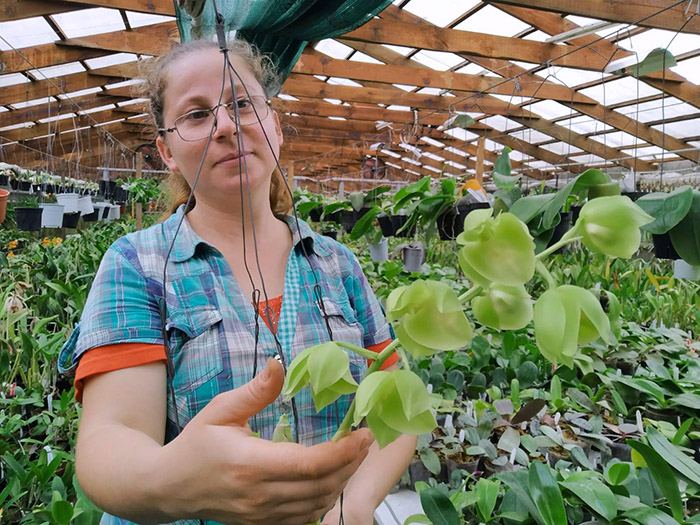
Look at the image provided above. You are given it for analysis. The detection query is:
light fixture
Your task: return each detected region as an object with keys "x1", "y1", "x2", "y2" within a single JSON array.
[
  {"x1": 545, "y1": 21, "x2": 620, "y2": 44},
  {"x1": 605, "y1": 48, "x2": 677, "y2": 77},
  {"x1": 369, "y1": 142, "x2": 385, "y2": 152}
]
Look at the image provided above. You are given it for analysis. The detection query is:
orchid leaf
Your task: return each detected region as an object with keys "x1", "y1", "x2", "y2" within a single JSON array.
[
  {"x1": 529, "y1": 462, "x2": 567, "y2": 525},
  {"x1": 669, "y1": 190, "x2": 700, "y2": 265},
  {"x1": 636, "y1": 186, "x2": 693, "y2": 234},
  {"x1": 559, "y1": 474, "x2": 617, "y2": 522}
]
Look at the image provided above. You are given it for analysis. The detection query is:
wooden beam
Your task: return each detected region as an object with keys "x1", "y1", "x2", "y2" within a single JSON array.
[
  {"x1": 2, "y1": 95, "x2": 129, "y2": 127},
  {"x1": 475, "y1": 137, "x2": 485, "y2": 184},
  {"x1": 342, "y1": 16, "x2": 611, "y2": 71},
  {"x1": 59, "y1": 21, "x2": 179, "y2": 55},
  {"x1": 294, "y1": 52, "x2": 590, "y2": 103},
  {"x1": 486, "y1": 0, "x2": 700, "y2": 35},
  {"x1": 0, "y1": 0, "x2": 174, "y2": 22},
  {"x1": 1, "y1": 72, "x2": 121, "y2": 106},
  {"x1": 1, "y1": 44, "x2": 109, "y2": 74}
]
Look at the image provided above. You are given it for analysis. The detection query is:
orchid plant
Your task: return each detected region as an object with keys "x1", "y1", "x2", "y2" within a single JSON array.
[{"x1": 279, "y1": 166, "x2": 655, "y2": 456}]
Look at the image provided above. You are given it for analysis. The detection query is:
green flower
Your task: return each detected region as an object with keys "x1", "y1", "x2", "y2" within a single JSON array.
[
  {"x1": 534, "y1": 285, "x2": 610, "y2": 367},
  {"x1": 352, "y1": 370, "x2": 437, "y2": 448},
  {"x1": 472, "y1": 283, "x2": 533, "y2": 330},
  {"x1": 386, "y1": 280, "x2": 472, "y2": 358},
  {"x1": 578, "y1": 196, "x2": 654, "y2": 258},
  {"x1": 282, "y1": 342, "x2": 358, "y2": 411},
  {"x1": 457, "y1": 209, "x2": 535, "y2": 286}
]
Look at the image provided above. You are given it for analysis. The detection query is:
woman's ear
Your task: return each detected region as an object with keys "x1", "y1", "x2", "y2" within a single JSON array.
[{"x1": 156, "y1": 135, "x2": 179, "y2": 173}]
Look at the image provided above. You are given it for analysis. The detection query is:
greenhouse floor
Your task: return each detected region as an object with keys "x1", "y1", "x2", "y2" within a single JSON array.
[{"x1": 374, "y1": 491, "x2": 422, "y2": 525}]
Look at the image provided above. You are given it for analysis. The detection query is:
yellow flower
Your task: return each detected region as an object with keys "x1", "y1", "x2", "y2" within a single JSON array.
[
  {"x1": 7, "y1": 251, "x2": 15, "y2": 258},
  {"x1": 52, "y1": 237, "x2": 62, "y2": 246},
  {"x1": 41, "y1": 237, "x2": 51, "y2": 247},
  {"x1": 7, "y1": 240, "x2": 17, "y2": 250}
]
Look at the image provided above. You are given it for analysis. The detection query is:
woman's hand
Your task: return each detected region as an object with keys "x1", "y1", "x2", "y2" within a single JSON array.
[{"x1": 155, "y1": 358, "x2": 373, "y2": 525}]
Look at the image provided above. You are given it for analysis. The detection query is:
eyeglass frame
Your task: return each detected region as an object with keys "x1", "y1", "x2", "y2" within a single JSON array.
[{"x1": 158, "y1": 95, "x2": 272, "y2": 142}]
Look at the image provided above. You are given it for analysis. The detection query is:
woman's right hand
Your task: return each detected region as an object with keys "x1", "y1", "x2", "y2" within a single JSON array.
[{"x1": 156, "y1": 358, "x2": 373, "y2": 525}]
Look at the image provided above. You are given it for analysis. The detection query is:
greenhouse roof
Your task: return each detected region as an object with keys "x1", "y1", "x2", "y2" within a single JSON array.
[{"x1": 2, "y1": 0, "x2": 700, "y2": 186}]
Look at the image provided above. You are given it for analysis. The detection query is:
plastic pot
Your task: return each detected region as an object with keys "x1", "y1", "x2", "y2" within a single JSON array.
[
  {"x1": 0, "y1": 189, "x2": 9, "y2": 223},
  {"x1": 673, "y1": 259, "x2": 700, "y2": 280},
  {"x1": 108, "y1": 205, "x2": 120, "y2": 220},
  {"x1": 378, "y1": 214, "x2": 414, "y2": 238},
  {"x1": 341, "y1": 210, "x2": 356, "y2": 233},
  {"x1": 437, "y1": 201, "x2": 491, "y2": 240},
  {"x1": 369, "y1": 237, "x2": 389, "y2": 262},
  {"x1": 62, "y1": 211, "x2": 81, "y2": 228},
  {"x1": 10, "y1": 179, "x2": 18, "y2": 190},
  {"x1": 77, "y1": 196, "x2": 94, "y2": 216},
  {"x1": 321, "y1": 230, "x2": 337, "y2": 240},
  {"x1": 40, "y1": 203, "x2": 65, "y2": 228},
  {"x1": 308, "y1": 207, "x2": 322, "y2": 222},
  {"x1": 19, "y1": 181, "x2": 31, "y2": 191},
  {"x1": 402, "y1": 243, "x2": 425, "y2": 272},
  {"x1": 82, "y1": 209, "x2": 99, "y2": 222},
  {"x1": 546, "y1": 212, "x2": 572, "y2": 254},
  {"x1": 16, "y1": 207, "x2": 43, "y2": 231},
  {"x1": 408, "y1": 458, "x2": 448, "y2": 489},
  {"x1": 652, "y1": 232, "x2": 680, "y2": 260},
  {"x1": 57, "y1": 193, "x2": 80, "y2": 213},
  {"x1": 0, "y1": 174, "x2": 8, "y2": 186}
]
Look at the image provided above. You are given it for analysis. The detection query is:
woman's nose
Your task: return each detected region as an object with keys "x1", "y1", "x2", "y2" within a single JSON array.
[{"x1": 213, "y1": 105, "x2": 238, "y2": 136}]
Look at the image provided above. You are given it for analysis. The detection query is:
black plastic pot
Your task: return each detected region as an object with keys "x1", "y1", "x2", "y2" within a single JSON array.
[
  {"x1": 32, "y1": 184, "x2": 41, "y2": 193},
  {"x1": 321, "y1": 230, "x2": 337, "y2": 240},
  {"x1": 341, "y1": 210, "x2": 356, "y2": 233},
  {"x1": 571, "y1": 205, "x2": 582, "y2": 225},
  {"x1": 378, "y1": 214, "x2": 415, "y2": 238},
  {"x1": 308, "y1": 207, "x2": 322, "y2": 222},
  {"x1": 19, "y1": 181, "x2": 31, "y2": 191},
  {"x1": 323, "y1": 210, "x2": 342, "y2": 225},
  {"x1": 101, "y1": 206, "x2": 110, "y2": 219},
  {"x1": 15, "y1": 207, "x2": 43, "y2": 231},
  {"x1": 82, "y1": 210, "x2": 99, "y2": 222},
  {"x1": 10, "y1": 179, "x2": 18, "y2": 190},
  {"x1": 62, "y1": 212, "x2": 80, "y2": 228},
  {"x1": 546, "y1": 212, "x2": 572, "y2": 254},
  {"x1": 99, "y1": 180, "x2": 117, "y2": 199},
  {"x1": 437, "y1": 202, "x2": 491, "y2": 240},
  {"x1": 652, "y1": 232, "x2": 680, "y2": 260},
  {"x1": 0, "y1": 174, "x2": 8, "y2": 186},
  {"x1": 45, "y1": 184, "x2": 56, "y2": 194},
  {"x1": 408, "y1": 458, "x2": 448, "y2": 489}
]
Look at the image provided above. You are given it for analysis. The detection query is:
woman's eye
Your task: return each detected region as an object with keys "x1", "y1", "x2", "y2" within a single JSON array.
[
  {"x1": 236, "y1": 98, "x2": 252, "y2": 109},
  {"x1": 185, "y1": 110, "x2": 210, "y2": 121}
]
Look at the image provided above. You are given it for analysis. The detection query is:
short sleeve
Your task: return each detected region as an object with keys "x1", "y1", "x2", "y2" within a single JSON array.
[
  {"x1": 58, "y1": 239, "x2": 164, "y2": 375},
  {"x1": 343, "y1": 250, "x2": 394, "y2": 348}
]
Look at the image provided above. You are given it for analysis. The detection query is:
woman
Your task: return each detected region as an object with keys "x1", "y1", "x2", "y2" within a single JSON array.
[{"x1": 59, "y1": 39, "x2": 417, "y2": 524}]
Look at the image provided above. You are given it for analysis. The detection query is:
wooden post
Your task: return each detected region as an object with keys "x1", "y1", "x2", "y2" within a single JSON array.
[
  {"x1": 135, "y1": 152, "x2": 143, "y2": 229},
  {"x1": 287, "y1": 161, "x2": 295, "y2": 190},
  {"x1": 475, "y1": 137, "x2": 485, "y2": 185}
]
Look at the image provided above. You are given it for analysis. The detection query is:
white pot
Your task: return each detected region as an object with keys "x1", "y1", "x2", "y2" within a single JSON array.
[
  {"x1": 40, "y1": 203, "x2": 65, "y2": 228},
  {"x1": 369, "y1": 237, "x2": 389, "y2": 262},
  {"x1": 77, "y1": 196, "x2": 94, "y2": 216},
  {"x1": 93, "y1": 202, "x2": 110, "y2": 221},
  {"x1": 674, "y1": 260, "x2": 700, "y2": 280},
  {"x1": 108, "y1": 205, "x2": 120, "y2": 220},
  {"x1": 56, "y1": 193, "x2": 80, "y2": 213}
]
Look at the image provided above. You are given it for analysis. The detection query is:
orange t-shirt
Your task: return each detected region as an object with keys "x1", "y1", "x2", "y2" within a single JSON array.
[{"x1": 74, "y1": 295, "x2": 397, "y2": 402}]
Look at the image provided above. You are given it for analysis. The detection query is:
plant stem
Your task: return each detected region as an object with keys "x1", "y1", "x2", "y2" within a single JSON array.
[
  {"x1": 332, "y1": 339, "x2": 401, "y2": 441},
  {"x1": 536, "y1": 260, "x2": 558, "y2": 290},
  {"x1": 459, "y1": 285, "x2": 483, "y2": 303},
  {"x1": 335, "y1": 340, "x2": 382, "y2": 361},
  {"x1": 535, "y1": 222, "x2": 583, "y2": 260},
  {"x1": 397, "y1": 347, "x2": 411, "y2": 371}
]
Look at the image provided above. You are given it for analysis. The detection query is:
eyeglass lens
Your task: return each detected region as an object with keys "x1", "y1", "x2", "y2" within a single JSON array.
[{"x1": 174, "y1": 96, "x2": 269, "y2": 141}]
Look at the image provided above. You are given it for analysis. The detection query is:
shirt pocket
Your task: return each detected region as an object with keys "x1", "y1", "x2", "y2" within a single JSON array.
[
  {"x1": 320, "y1": 296, "x2": 367, "y2": 383},
  {"x1": 167, "y1": 306, "x2": 224, "y2": 395}
]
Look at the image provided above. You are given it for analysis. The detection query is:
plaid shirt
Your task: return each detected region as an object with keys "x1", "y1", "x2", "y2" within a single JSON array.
[{"x1": 59, "y1": 206, "x2": 392, "y2": 525}]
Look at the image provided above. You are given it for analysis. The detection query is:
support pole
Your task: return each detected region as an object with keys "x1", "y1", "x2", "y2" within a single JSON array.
[
  {"x1": 475, "y1": 137, "x2": 485, "y2": 185},
  {"x1": 135, "y1": 152, "x2": 143, "y2": 230}
]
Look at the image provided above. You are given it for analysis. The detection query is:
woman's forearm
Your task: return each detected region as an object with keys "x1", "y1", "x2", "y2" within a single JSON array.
[
  {"x1": 343, "y1": 433, "x2": 418, "y2": 509},
  {"x1": 76, "y1": 423, "x2": 180, "y2": 523}
]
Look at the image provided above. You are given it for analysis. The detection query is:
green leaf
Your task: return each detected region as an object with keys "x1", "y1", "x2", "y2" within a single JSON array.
[
  {"x1": 647, "y1": 426, "x2": 700, "y2": 487},
  {"x1": 669, "y1": 190, "x2": 700, "y2": 265},
  {"x1": 636, "y1": 186, "x2": 693, "y2": 234},
  {"x1": 404, "y1": 514, "x2": 432, "y2": 524},
  {"x1": 529, "y1": 462, "x2": 567, "y2": 525},
  {"x1": 672, "y1": 418, "x2": 695, "y2": 445},
  {"x1": 605, "y1": 462, "x2": 631, "y2": 485},
  {"x1": 439, "y1": 113, "x2": 475, "y2": 131},
  {"x1": 671, "y1": 392, "x2": 700, "y2": 410},
  {"x1": 493, "y1": 147, "x2": 512, "y2": 176},
  {"x1": 419, "y1": 488, "x2": 461, "y2": 525},
  {"x1": 498, "y1": 427, "x2": 521, "y2": 453},
  {"x1": 627, "y1": 440, "x2": 684, "y2": 522},
  {"x1": 623, "y1": 504, "x2": 682, "y2": 525},
  {"x1": 559, "y1": 474, "x2": 617, "y2": 522},
  {"x1": 516, "y1": 361, "x2": 539, "y2": 389},
  {"x1": 349, "y1": 207, "x2": 380, "y2": 240},
  {"x1": 541, "y1": 169, "x2": 610, "y2": 229},
  {"x1": 419, "y1": 448, "x2": 442, "y2": 476},
  {"x1": 348, "y1": 192, "x2": 365, "y2": 212},
  {"x1": 510, "y1": 194, "x2": 557, "y2": 224},
  {"x1": 476, "y1": 478, "x2": 501, "y2": 521},
  {"x1": 51, "y1": 499, "x2": 74, "y2": 525}
]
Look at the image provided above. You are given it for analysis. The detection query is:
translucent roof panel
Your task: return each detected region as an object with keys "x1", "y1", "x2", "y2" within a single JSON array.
[
  {"x1": 52, "y1": 8, "x2": 125, "y2": 38},
  {"x1": 455, "y1": 63, "x2": 500, "y2": 77},
  {"x1": 578, "y1": 77, "x2": 662, "y2": 105},
  {"x1": 387, "y1": 104, "x2": 411, "y2": 111},
  {"x1": 568, "y1": 152, "x2": 607, "y2": 164},
  {"x1": 27, "y1": 62, "x2": 85, "y2": 80},
  {"x1": 348, "y1": 52, "x2": 383, "y2": 64},
  {"x1": 509, "y1": 129, "x2": 555, "y2": 143},
  {"x1": 403, "y1": 0, "x2": 480, "y2": 27},
  {"x1": 480, "y1": 115, "x2": 524, "y2": 132},
  {"x1": 617, "y1": 97, "x2": 699, "y2": 123},
  {"x1": 381, "y1": 44, "x2": 414, "y2": 56},
  {"x1": 624, "y1": 145, "x2": 666, "y2": 158},
  {"x1": 533, "y1": 66, "x2": 609, "y2": 87},
  {"x1": 327, "y1": 77, "x2": 363, "y2": 87},
  {"x1": 0, "y1": 17, "x2": 57, "y2": 50},
  {"x1": 314, "y1": 39, "x2": 353, "y2": 59},
  {"x1": 11, "y1": 97, "x2": 52, "y2": 109},
  {"x1": 528, "y1": 100, "x2": 576, "y2": 120},
  {"x1": 455, "y1": 5, "x2": 532, "y2": 37},
  {"x1": 589, "y1": 130, "x2": 640, "y2": 148},
  {"x1": 671, "y1": 55, "x2": 700, "y2": 84},
  {"x1": 489, "y1": 94, "x2": 532, "y2": 106},
  {"x1": 420, "y1": 137, "x2": 446, "y2": 147},
  {"x1": 509, "y1": 150, "x2": 529, "y2": 161},
  {"x1": 394, "y1": 84, "x2": 418, "y2": 91},
  {"x1": 416, "y1": 87, "x2": 443, "y2": 95},
  {"x1": 539, "y1": 142, "x2": 584, "y2": 155},
  {"x1": 125, "y1": 11, "x2": 175, "y2": 28},
  {"x1": 0, "y1": 73, "x2": 30, "y2": 88},
  {"x1": 58, "y1": 87, "x2": 103, "y2": 99},
  {"x1": 411, "y1": 50, "x2": 465, "y2": 71},
  {"x1": 652, "y1": 119, "x2": 700, "y2": 139},
  {"x1": 522, "y1": 30, "x2": 550, "y2": 42},
  {"x1": 528, "y1": 160, "x2": 555, "y2": 170},
  {"x1": 38, "y1": 113, "x2": 76, "y2": 124},
  {"x1": 444, "y1": 128, "x2": 479, "y2": 141},
  {"x1": 84, "y1": 53, "x2": 138, "y2": 70},
  {"x1": 566, "y1": 115, "x2": 612, "y2": 134},
  {"x1": 617, "y1": 29, "x2": 700, "y2": 58}
]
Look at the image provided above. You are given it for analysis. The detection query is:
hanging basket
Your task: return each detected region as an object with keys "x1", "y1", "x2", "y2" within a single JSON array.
[
  {"x1": 16, "y1": 207, "x2": 43, "y2": 231},
  {"x1": 369, "y1": 237, "x2": 389, "y2": 262},
  {"x1": 62, "y1": 212, "x2": 81, "y2": 229},
  {"x1": 57, "y1": 193, "x2": 80, "y2": 214},
  {"x1": 77, "y1": 196, "x2": 94, "y2": 216},
  {"x1": 40, "y1": 203, "x2": 65, "y2": 228}
]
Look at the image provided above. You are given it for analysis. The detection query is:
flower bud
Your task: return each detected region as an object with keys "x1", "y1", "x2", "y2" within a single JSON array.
[
  {"x1": 472, "y1": 283, "x2": 533, "y2": 330},
  {"x1": 578, "y1": 196, "x2": 654, "y2": 258}
]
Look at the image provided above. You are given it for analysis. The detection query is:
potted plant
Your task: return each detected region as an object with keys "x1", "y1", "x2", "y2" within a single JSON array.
[
  {"x1": 0, "y1": 166, "x2": 15, "y2": 187},
  {"x1": 319, "y1": 200, "x2": 350, "y2": 239},
  {"x1": 635, "y1": 186, "x2": 700, "y2": 276},
  {"x1": 15, "y1": 196, "x2": 43, "y2": 231},
  {"x1": 349, "y1": 201, "x2": 389, "y2": 263},
  {"x1": 0, "y1": 188, "x2": 9, "y2": 223}
]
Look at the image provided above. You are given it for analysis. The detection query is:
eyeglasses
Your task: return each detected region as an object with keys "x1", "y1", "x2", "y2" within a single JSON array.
[{"x1": 159, "y1": 95, "x2": 271, "y2": 142}]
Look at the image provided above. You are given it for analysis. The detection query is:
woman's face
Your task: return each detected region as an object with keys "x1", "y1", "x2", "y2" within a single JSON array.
[{"x1": 156, "y1": 47, "x2": 283, "y2": 206}]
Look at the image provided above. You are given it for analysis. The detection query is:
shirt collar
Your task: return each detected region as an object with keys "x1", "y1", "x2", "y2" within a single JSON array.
[{"x1": 166, "y1": 205, "x2": 332, "y2": 263}]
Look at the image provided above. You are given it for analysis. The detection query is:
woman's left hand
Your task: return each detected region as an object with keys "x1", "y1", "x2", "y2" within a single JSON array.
[{"x1": 321, "y1": 499, "x2": 375, "y2": 525}]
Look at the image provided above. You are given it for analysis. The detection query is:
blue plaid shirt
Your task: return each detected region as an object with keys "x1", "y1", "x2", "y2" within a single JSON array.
[{"x1": 59, "y1": 205, "x2": 392, "y2": 525}]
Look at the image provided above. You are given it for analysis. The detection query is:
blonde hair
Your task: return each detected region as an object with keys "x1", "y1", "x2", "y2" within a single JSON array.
[{"x1": 137, "y1": 39, "x2": 291, "y2": 217}]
